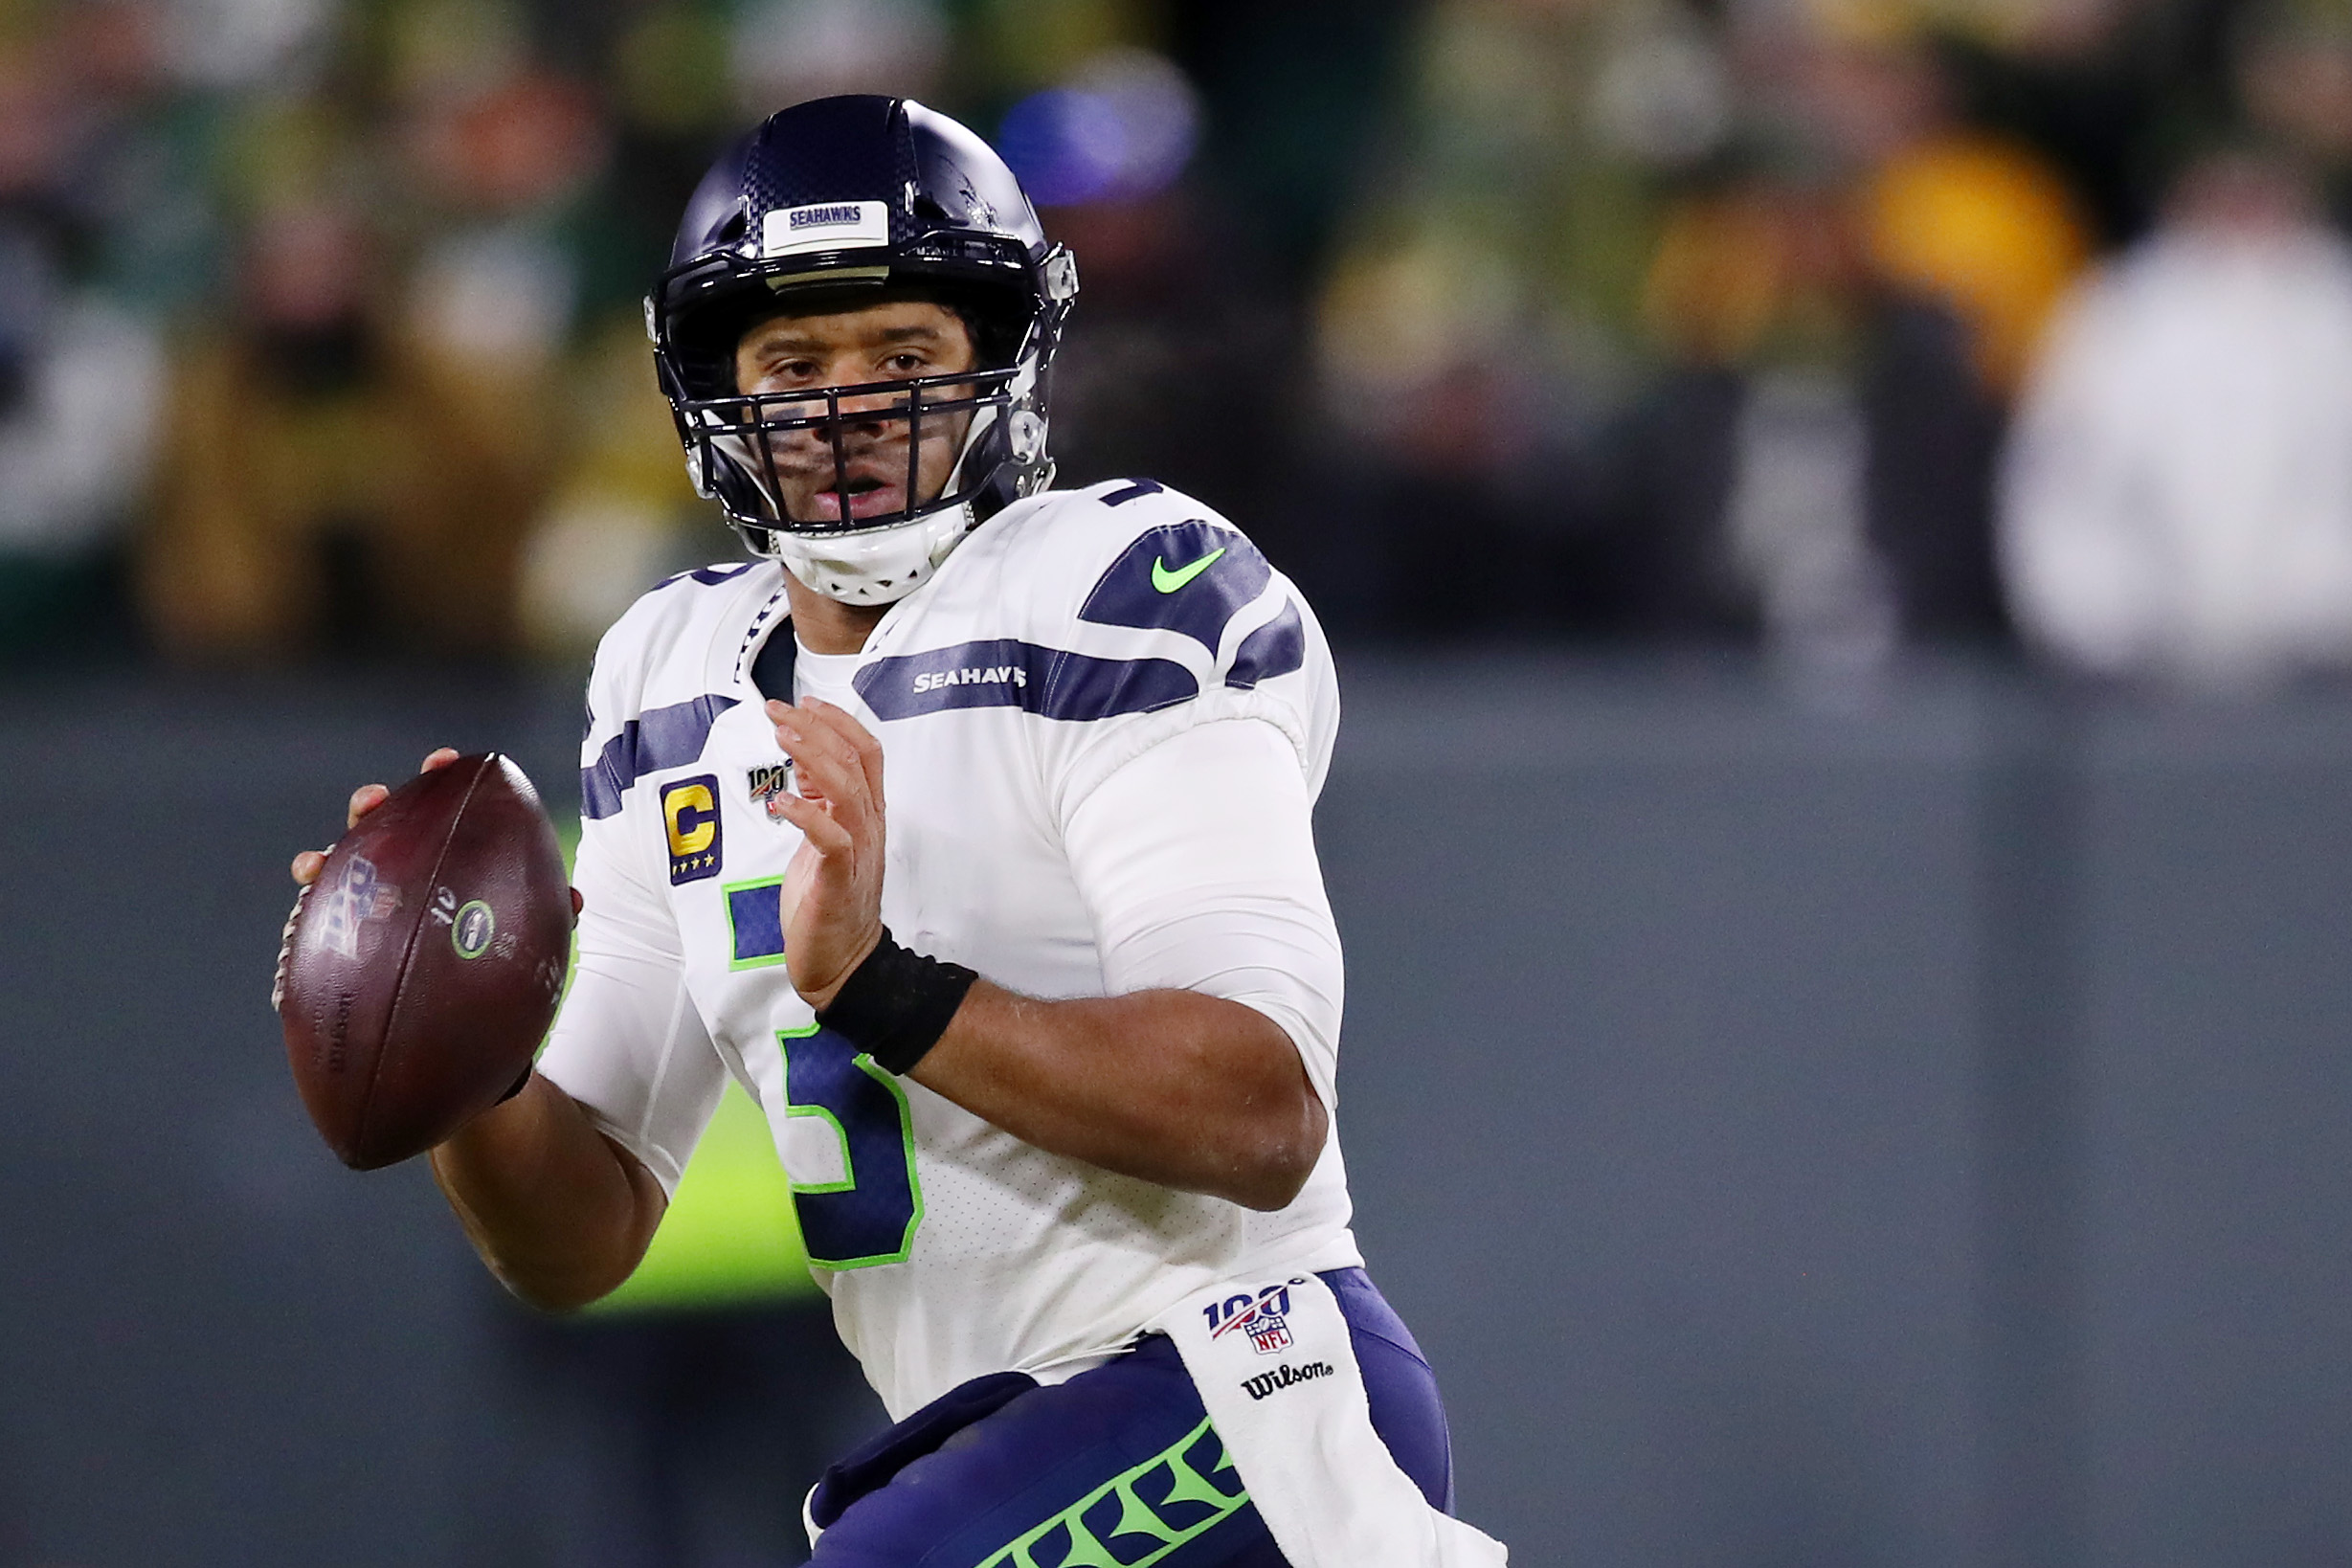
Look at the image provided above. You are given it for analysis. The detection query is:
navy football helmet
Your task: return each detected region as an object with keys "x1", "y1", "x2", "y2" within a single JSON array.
[{"x1": 649, "y1": 95, "x2": 1079, "y2": 604}]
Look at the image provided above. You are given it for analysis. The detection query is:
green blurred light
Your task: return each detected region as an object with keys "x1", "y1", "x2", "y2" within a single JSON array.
[
  {"x1": 549, "y1": 814, "x2": 821, "y2": 1314},
  {"x1": 590, "y1": 1079, "x2": 821, "y2": 1313}
]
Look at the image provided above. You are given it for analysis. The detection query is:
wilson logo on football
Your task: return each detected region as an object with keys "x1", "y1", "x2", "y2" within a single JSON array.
[{"x1": 1203, "y1": 1282, "x2": 1300, "y2": 1356}]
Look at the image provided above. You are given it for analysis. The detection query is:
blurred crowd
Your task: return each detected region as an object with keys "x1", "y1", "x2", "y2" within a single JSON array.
[
  {"x1": 1309, "y1": 0, "x2": 2352, "y2": 683},
  {"x1": 10, "y1": 0, "x2": 2352, "y2": 684}
]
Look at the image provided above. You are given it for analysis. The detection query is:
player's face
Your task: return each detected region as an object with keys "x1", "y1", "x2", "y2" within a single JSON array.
[{"x1": 732, "y1": 299, "x2": 979, "y2": 526}]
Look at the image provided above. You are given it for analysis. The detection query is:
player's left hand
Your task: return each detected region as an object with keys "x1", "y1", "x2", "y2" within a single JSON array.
[{"x1": 765, "y1": 698, "x2": 887, "y2": 1012}]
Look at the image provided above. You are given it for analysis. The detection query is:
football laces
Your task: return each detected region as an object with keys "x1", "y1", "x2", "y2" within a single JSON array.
[{"x1": 271, "y1": 879, "x2": 312, "y2": 1013}]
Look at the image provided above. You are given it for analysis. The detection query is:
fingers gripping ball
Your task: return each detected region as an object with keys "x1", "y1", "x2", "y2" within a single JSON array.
[{"x1": 276, "y1": 754, "x2": 572, "y2": 1169}]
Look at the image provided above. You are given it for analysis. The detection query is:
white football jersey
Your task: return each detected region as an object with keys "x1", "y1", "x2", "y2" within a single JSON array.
[{"x1": 538, "y1": 478, "x2": 1363, "y2": 1419}]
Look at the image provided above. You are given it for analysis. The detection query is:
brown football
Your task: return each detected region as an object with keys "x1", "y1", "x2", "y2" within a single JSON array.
[{"x1": 276, "y1": 753, "x2": 571, "y2": 1170}]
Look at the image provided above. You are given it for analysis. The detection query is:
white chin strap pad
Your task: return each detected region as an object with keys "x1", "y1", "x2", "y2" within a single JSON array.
[{"x1": 771, "y1": 504, "x2": 978, "y2": 605}]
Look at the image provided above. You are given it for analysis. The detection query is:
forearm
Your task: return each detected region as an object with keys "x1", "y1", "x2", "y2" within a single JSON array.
[
  {"x1": 427, "y1": 1073, "x2": 667, "y2": 1311},
  {"x1": 905, "y1": 982, "x2": 1327, "y2": 1211},
  {"x1": 771, "y1": 703, "x2": 1332, "y2": 1208}
]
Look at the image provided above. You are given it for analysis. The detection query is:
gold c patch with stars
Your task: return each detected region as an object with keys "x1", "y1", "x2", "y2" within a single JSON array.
[{"x1": 661, "y1": 775, "x2": 724, "y2": 885}]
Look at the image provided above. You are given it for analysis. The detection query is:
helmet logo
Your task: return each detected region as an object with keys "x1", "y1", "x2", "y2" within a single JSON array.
[{"x1": 760, "y1": 201, "x2": 890, "y2": 258}]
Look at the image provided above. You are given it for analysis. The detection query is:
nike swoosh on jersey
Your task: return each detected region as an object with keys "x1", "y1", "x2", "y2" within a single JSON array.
[
  {"x1": 1152, "y1": 548, "x2": 1227, "y2": 594},
  {"x1": 1078, "y1": 517, "x2": 1271, "y2": 651}
]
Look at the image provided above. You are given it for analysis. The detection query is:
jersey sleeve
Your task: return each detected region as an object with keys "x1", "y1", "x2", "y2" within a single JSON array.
[
  {"x1": 1011, "y1": 482, "x2": 1342, "y2": 819},
  {"x1": 535, "y1": 636, "x2": 728, "y2": 1198},
  {"x1": 1059, "y1": 715, "x2": 1347, "y2": 1113}
]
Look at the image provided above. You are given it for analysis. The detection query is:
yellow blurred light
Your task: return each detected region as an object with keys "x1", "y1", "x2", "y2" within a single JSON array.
[{"x1": 1862, "y1": 135, "x2": 2090, "y2": 394}]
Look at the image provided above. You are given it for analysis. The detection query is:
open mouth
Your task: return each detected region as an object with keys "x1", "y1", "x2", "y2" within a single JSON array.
[{"x1": 807, "y1": 472, "x2": 905, "y2": 524}]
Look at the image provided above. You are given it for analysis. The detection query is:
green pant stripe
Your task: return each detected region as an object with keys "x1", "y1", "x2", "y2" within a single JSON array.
[{"x1": 974, "y1": 1415, "x2": 1250, "y2": 1568}]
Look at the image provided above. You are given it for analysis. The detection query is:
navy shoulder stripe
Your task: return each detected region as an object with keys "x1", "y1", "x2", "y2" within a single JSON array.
[
  {"x1": 855, "y1": 638, "x2": 1196, "y2": 723},
  {"x1": 581, "y1": 694, "x2": 740, "y2": 820},
  {"x1": 1077, "y1": 521, "x2": 1273, "y2": 655},
  {"x1": 1098, "y1": 479, "x2": 1164, "y2": 507},
  {"x1": 658, "y1": 562, "x2": 759, "y2": 590},
  {"x1": 1227, "y1": 600, "x2": 1306, "y2": 689}
]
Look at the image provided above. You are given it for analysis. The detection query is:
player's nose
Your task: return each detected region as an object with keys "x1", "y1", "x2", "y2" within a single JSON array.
[{"x1": 833, "y1": 384, "x2": 911, "y2": 423}]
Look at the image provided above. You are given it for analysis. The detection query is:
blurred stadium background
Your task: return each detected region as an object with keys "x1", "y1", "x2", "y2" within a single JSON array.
[{"x1": 6, "y1": 0, "x2": 2352, "y2": 1562}]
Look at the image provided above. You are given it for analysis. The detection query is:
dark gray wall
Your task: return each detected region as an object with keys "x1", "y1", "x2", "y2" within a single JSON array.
[
  {"x1": 2072, "y1": 706, "x2": 2352, "y2": 1568},
  {"x1": 0, "y1": 675, "x2": 582, "y2": 1568},
  {"x1": 1327, "y1": 662, "x2": 1987, "y2": 1567},
  {"x1": 4, "y1": 660, "x2": 2349, "y2": 1567}
]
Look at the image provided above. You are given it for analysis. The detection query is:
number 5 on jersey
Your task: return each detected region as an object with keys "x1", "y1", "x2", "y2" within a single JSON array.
[{"x1": 776, "y1": 1021, "x2": 924, "y2": 1267}]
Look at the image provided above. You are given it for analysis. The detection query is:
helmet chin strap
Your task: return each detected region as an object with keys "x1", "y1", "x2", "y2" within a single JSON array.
[{"x1": 776, "y1": 504, "x2": 977, "y2": 605}]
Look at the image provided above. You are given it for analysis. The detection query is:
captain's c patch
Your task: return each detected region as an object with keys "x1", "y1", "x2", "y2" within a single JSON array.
[{"x1": 661, "y1": 774, "x2": 724, "y2": 884}]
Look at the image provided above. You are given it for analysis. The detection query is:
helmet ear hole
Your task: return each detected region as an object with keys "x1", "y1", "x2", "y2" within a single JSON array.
[{"x1": 1009, "y1": 410, "x2": 1046, "y2": 464}]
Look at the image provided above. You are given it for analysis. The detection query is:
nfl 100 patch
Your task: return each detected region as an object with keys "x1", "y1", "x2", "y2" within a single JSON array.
[
  {"x1": 661, "y1": 775, "x2": 724, "y2": 884},
  {"x1": 1203, "y1": 1280, "x2": 1300, "y2": 1355},
  {"x1": 745, "y1": 761, "x2": 794, "y2": 824}
]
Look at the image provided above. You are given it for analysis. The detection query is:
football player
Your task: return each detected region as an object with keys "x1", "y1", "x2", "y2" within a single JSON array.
[{"x1": 294, "y1": 97, "x2": 1502, "y2": 1564}]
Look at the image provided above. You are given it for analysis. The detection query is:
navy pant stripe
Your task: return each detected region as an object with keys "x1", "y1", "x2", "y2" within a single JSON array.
[{"x1": 810, "y1": 1268, "x2": 1452, "y2": 1567}]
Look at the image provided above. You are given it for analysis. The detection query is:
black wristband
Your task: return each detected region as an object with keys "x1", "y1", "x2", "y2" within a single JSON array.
[{"x1": 815, "y1": 927, "x2": 977, "y2": 1075}]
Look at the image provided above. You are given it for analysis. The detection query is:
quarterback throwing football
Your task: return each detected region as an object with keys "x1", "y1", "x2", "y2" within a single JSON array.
[{"x1": 293, "y1": 97, "x2": 1503, "y2": 1565}]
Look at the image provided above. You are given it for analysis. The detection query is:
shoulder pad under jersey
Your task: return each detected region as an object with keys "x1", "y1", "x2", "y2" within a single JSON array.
[{"x1": 579, "y1": 559, "x2": 785, "y2": 821}]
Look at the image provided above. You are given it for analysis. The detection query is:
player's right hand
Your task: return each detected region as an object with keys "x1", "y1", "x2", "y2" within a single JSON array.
[
  {"x1": 765, "y1": 699, "x2": 888, "y2": 1012},
  {"x1": 289, "y1": 748, "x2": 462, "y2": 887},
  {"x1": 273, "y1": 747, "x2": 583, "y2": 1017}
]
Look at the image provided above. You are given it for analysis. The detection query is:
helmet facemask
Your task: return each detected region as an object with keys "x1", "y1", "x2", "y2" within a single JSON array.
[
  {"x1": 663, "y1": 290, "x2": 1061, "y2": 605},
  {"x1": 648, "y1": 98, "x2": 1079, "y2": 602}
]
